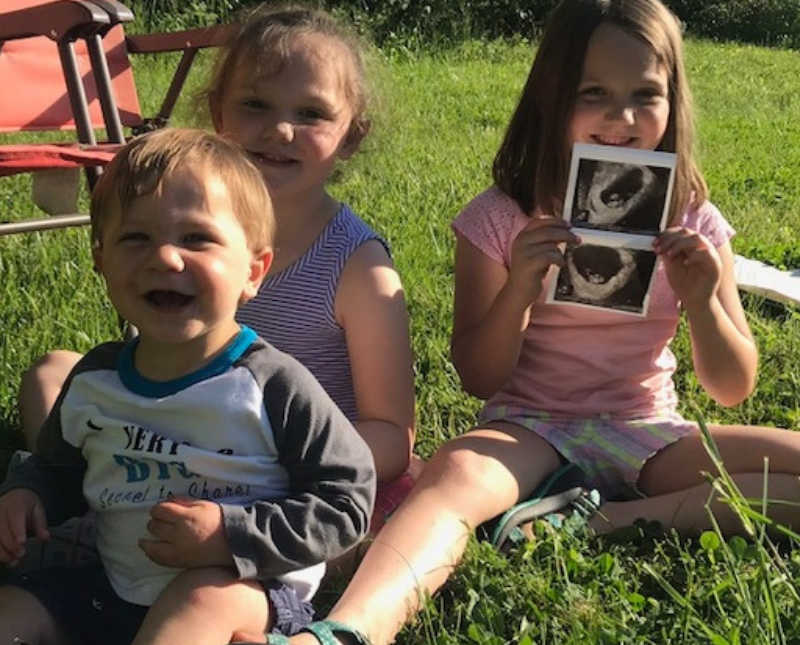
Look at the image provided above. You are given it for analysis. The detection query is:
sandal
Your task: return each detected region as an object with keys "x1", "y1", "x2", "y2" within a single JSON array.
[
  {"x1": 266, "y1": 619, "x2": 371, "y2": 645},
  {"x1": 479, "y1": 463, "x2": 601, "y2": 551}
]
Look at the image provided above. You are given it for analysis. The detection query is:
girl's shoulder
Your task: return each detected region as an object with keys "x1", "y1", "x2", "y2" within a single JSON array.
[
  {"x1": 454, "y1": 186, "x2": 524, "y2": 224},
  {"x1": 681, "y1": 199, "x2": 735, "y2": 248},
  {"x1": 452, "y1": 186, "x2": 528, "y2": 263},
  {"x1": 333, "y1": 203, "x2": 390, "y2": 256}
]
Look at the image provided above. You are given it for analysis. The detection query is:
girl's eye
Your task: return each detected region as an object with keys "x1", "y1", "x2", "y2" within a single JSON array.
[
  {"x1": 298, "y1": 107, "x2": 326, "y2": 121},
  {"x1": 242, "y1": 98, "x2": 267, "y2": 111},
  {"x1": 634, "y1": 89, "x2": 664, "y2": 104},
  {"x1": 578, "y1": 87, "x2": 606, "y2": 101},
  {"x1": 118, "y1": 232, "x2": 148, "y2": 244}
]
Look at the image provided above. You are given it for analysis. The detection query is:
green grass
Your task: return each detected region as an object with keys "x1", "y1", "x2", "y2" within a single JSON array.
[{"x1": 3, "y1": 36, "x2": 800, "y2": 643}]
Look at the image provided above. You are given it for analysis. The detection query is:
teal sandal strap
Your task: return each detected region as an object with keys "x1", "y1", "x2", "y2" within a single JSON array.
[
  {"x1": 303, "y1": 619, "x2": 372, "y2": 645},
  {"x1": 489, "y1": 462, "x2": 585, "y2": 546},
  {"x1": 267, "y1": 635, "x2": 291, "y2": 645}
]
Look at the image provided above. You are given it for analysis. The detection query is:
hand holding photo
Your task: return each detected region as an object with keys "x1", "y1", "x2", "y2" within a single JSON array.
[{"x1": 546, "y1": 143, "x2": 676, "y2": 315}]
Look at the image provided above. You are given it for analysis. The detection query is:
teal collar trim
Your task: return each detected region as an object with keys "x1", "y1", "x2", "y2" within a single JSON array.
[{"x1": 118, "y1": 326, "x2": 257, "y2": 398}]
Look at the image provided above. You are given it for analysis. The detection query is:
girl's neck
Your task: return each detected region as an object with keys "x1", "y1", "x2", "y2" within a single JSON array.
[{"x1": 269, "y1": 190, "x2": 341, "y2": 275}]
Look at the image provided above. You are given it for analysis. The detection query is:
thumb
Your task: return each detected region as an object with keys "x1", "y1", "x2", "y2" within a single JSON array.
[{"x1": 30, "y1": 502, "x2": 50, "y2": 541}]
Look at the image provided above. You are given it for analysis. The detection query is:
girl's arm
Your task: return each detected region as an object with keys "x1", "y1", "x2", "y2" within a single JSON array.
[
  {"x1": 337, "y1": 240, "x2": 415, "y2": 482},
  {"x1": 451, "y1": 235, "x2": 530, "y2": 398},
  {"x1": 451, "y1": 217, "x2": 578, "y2": 399},
  {"x1": 656, "y1": 230, "x2": 757, "y2": 406}
]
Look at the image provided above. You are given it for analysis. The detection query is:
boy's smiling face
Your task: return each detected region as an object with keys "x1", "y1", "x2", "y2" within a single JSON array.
[{"x1": 94, "y1": 165, "x2": 271, "y2": 375}]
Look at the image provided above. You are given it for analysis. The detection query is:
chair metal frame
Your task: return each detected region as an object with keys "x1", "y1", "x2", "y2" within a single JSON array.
[{"x1": 0, "y1": 0, "x2": 232, "y2": 236}]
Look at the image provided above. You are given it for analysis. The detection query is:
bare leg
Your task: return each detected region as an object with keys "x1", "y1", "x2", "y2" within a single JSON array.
[
  {"x1": 592, "y1": 423, "x2": 800, "y2": 535},
  {"x1": 290, "y1": 422, "x2": 561, "y2": 645},
  {"x1": 18, "y1": 351, "x2": 82, "y2": 450},
  {"x1": 132, "y1": 567, "x2": 270, "y2": 645},
  {"x1": 0, "y1": 585, "x2": 70, "y2": 645}
]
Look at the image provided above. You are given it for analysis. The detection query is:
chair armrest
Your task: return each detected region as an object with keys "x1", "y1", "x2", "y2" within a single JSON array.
[
  {"x1": 125, "y1": 24, "x2": 235, "y2": 53},
  {"x1": 84, "y1": 0, "x2": 134, "y2": 25},
  {"x1": 0, "y1": 0, "x2": 108, "y2": 42}
]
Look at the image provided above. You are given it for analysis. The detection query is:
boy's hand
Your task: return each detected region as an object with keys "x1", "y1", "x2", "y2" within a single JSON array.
[
  {"x1": 139, "y1": 497, "x2": 232, "y2": 568},
  {"x1": 0, "y1": 489, "x2": 49, "y2": 565},
  {"x1": 654, "y1": 227, "x2": 722, "y2": 309}
]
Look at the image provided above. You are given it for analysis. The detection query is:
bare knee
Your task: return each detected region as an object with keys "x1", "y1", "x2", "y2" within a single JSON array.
[
  {"x1": 162, "y1": 566, "x2": 239, "y2": 610},
  {"x1": 0, "y1": 585, "x2": 66, "y2": 644},
  {"x1": 422, "y1": 442, "x2": 520, "y2": 526},
  {"x1": 19, "y1": 350, "x2": 82, "y2": 448},
  {"x1": 426, "y1": 441, "x2": 504, "y2": 493}
]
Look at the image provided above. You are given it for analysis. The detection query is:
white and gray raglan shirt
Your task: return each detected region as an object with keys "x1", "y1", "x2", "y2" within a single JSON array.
[{"x1": 0, "y1": 326, "x2": 376, "y2": 606}]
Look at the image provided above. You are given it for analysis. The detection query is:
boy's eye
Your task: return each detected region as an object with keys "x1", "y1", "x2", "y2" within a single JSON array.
[{"x1": 183, "y1": 232, "x2": 216, "y2": 246}]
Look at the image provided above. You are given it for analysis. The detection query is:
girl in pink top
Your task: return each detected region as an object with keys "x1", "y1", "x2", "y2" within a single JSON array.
[{"x1": 284, "y1": 1, "x2": 800, "y2": 643}]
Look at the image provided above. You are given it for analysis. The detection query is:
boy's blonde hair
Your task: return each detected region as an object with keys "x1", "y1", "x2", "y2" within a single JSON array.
[
  {"x1": 90, "y1": 128, "x2": 274, "y2": 251},
  {"x1": 493, "y1": 0, "x2": 707, "y2": 225},
  {"x1": 204, "y1": 3, "x2": 371, "y2": 147}
]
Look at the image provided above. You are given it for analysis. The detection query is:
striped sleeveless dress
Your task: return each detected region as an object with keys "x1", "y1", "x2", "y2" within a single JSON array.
[{"x1": 236, "y1": 204, "x2": 388, "y2": 422}]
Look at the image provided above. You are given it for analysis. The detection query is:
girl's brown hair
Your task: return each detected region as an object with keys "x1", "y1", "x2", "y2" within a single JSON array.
[
  {"x1": 204, "y1": 3, "x2": 371, "y2": 146},
  {"x1": 492, "y1": 0, "x2": 707, "y2": 225}
]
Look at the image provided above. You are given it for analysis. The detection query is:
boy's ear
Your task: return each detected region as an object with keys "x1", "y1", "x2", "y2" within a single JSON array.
[
  {"x1": 239, "y1": 247, "x2": 273, "y2": 305},
  {"x1": 339, "y1": 119, "x2": 370, "y2": 160}
]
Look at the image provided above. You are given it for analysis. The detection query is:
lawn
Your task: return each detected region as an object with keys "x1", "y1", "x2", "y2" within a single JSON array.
[{"x1": 2, "y1": 36, "x2": 800, "y2": 643}]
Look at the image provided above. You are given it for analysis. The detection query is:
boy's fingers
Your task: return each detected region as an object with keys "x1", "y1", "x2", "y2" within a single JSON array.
[
  {"x1": 0, "y1": 519, "x2": 25, "y2": 561},
  {"x1": 30, "y1": 503, "x2": 50, "y2": 541},
  {"x1": 0, "y1": 525, "x2": 19, "y2": 559},
  {"x1": 146, "y1": 517, "x2": 175, "y2": 539},
  {"x1": 149, "y1": 501, "x2": 184, "y2": 522},
  {"x1": 8, "y1": 510, "x2": 28, "y2": 549},
  {"x1": 0, "y1": 543, "x2": 18, "y2": 564},
  {"x1": 139, "y1": 538, "x2": 179, "y2": 567}
]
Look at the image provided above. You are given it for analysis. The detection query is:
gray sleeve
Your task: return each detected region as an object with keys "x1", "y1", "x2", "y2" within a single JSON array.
[
  {"x1": 0, "y1": 346, "x2": 115, "y2": 523},
  {"x1": 222, "y1": 346, "x2": 376, "y2": 580}
]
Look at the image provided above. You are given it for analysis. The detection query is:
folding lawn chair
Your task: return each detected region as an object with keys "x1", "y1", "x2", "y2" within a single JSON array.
[{"x1": 0, "y1": 0, "x2": 232, "y2": 236}]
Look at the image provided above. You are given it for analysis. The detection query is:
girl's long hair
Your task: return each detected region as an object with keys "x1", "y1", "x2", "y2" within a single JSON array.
[{"x1": 493, "y1": 0, "x2": 706, "y2": 225}]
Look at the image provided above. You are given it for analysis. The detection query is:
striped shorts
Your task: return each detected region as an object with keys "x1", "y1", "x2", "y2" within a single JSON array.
[{"x1": 480, "y1": 404, "x2": 697, "y2": 500}]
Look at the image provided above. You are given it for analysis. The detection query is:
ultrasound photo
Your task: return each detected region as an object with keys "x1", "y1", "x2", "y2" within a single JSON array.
[
  {"x1": 554, "y1": 244, "x2": 658, "y2": 314},
  {"x1": 572, "y1": 159, "x2": 671, "y2": 234},
  {"x1": 545, "y1": 143, "x2": 676, "y2": 316}
]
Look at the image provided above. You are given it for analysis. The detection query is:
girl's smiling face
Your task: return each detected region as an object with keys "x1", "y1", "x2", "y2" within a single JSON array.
[
  {"x1": 568, "y1": 22, "x2": 670, "y2": 151},
  {"x1": 211, "y1": 33, "x2": 360, "y2": 207}
]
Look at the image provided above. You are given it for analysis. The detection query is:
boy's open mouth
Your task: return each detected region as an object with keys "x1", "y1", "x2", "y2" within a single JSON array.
[{"x1": 144, "y1": 290, "x2": 194, "y2": 310}]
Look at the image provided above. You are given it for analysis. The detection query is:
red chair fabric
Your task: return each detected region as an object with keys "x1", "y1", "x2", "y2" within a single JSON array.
[
  {"x1": 0, "y1": 143, "x2": 122, "y2": 176},
  {"x1": 0, "y1": 0, "x2": 141, "y2": 134}
]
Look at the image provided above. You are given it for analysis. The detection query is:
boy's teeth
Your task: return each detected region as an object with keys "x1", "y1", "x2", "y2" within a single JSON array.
[{"x1": 146, "y1": 290, "x2": 192, "y2": 308}]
